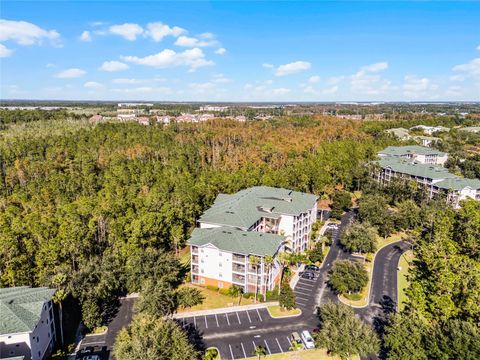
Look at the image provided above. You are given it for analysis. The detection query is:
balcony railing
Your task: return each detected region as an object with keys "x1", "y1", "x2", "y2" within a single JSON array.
[
  {"x1": 232, "y1": 274, "x2": 245, "y2": 284},
  {"x1": 192, "y1": 265, "x2": 199, "y2": 274},
  {"x1": 191, "y1": 246, "x2": 199, "y2": 254},
  {"x1": 191, "y1": 255, "x2": 199, "y2": 264},
  {"x1": 232, "y1": 254, "x2": 245, "y2": 263},
  {"x1": 232, "y1": 264, "x2": 245, "y2": 273}
]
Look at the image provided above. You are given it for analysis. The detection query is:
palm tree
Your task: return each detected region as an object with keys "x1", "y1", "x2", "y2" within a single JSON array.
[
  {"x1": 249, "y1": 255, "x2": 260, "y2": 303},
  {"x1": 51, "y1": 273, "x2": 67, "y2": 346},
  {"x1": 252, "y1": 345, "x2": 267, "y2": 360},
  {"x1": 263, "y1": 255, "x2": 273, "y2": 301}
]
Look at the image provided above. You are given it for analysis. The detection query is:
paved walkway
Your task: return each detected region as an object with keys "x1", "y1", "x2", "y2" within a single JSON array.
[{"x1": 172, "y1": 301, "x2": 279, "y2": 318}]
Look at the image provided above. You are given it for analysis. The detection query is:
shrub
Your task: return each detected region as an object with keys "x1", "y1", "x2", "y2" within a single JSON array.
[
  {"x1": 218, "y1": 288, "x2": 229, "y2": 296},
  {"x1": 206, "y1": 285, "x2": 219, "y2": 292},
  {"x1": 243, "y1": 292, "x2": 254, "y2": 299}
]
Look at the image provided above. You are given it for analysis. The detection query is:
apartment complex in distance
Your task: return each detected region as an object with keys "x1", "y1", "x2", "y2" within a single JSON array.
[
  {"x1": 0, "y1": 287, "x2": 56, "y2": 360},
  {"x1": 188, "y1": 186, "x2": 317, "y2": 295},
  {"x1": 376, "y1": 146, "x2": 480, "y2": 208}
]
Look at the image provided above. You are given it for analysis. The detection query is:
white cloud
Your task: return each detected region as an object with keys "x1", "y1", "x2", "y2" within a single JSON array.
[
  {"x1": 0, "y1": 44, "x2": 13, "y2": 58},
  {"x1": 112, "y1": 78, "x2": 147, "y2": 84},
  {"x1": 477, "y1": 45, "x2": 480, "y2": 51},
  {"x1": 0, "y1": 19, "x2": 60, "y2": 46},
  {"x1": 309, "y1": 75, "x2": 320, "y2": 84},
  {"x1": 274, "y1": 61, "x2": 311, "y2": 76},
  {"x1": 145, "y1": 22, "x2": 185, "y2": 42},
  {"x1": 84, "y1": 81, "x2": 104, "y2": 89},
  {"x1": 174, "y1": 35, "x2": 217, "y2": 47},
  {"x1": 215, "y1": 47, "x2": 226, "y2": 55},
  {"x1": 54, "y1": 68, "x2": 86, "y2": 78},
  {"x1": 303, "y1": 86, "x2": 318, "y2": 95},
  {"x1": 46, "y1": 63, "x2": 55, "y2": 68},
  {"x1": 263, "y1": 63, "x2": 274, "y2": 69},
  {"x1": 212, "y1": 74, "x2": 231, "y2": 83},
  {"x1": 99, "y1": 60, "x2": 129, "y2": 72},
  {"x1": 322, "y1": 85, "x2": 339, "y2": 95},
  {"x1": 452, "y1": 58, "x2": 480, "y2": 77},
  {"x1": 326, "y1": 76, "x2": 345, "y2": 85},
  {"x1": 403, "y1": 75, "x2": 432, "y2": 98},
  {"x1": 109, "y1": 23, "x2": 144, "y2": 41},
  {"x1": 351, "y1": 62, "x2": 391, "y2": 95},
  {"x1": 449, "y1": 74, "x2": 465, "y2": 82},
  {"x1": 80, "y1": 30, "x2": 92, "y2": 42},
  {"x1": 121, "y1": 48, "x2": 214, "y2": 71},
  {"x1": 272, "y1": 87, "x2": 291, "y2": 95}
]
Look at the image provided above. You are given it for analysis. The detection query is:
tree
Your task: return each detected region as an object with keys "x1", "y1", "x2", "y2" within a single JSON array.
[
  {"x1": 330, "y1": 191, "x2": 352, "y2": 219},
  {"x1": 340, "y1": 221, "x2": 378, "y2": 254},
  {"x1": 314, "y1": 302, "x2": 379, "y2": 359},
  {"x1": 328, "y1": 260, "x2": 368, "y2": 295},
  {"x1": 358, "y1": 193, "x2": 395, "y2": 237},
  {"x1": 308, "y1": 240, "x2": 325, "y2": 264},
  {"x1": 135, "y1": 280, "x2": 177, "y2": 317},
  {"x1": 395, "y1": 199, "x2": 420, "y2": 230},
  {"x1": 263, "y1": 255, "x2": 274, "y2": 300},
  {"x1": 176, "y1": 286, "x2": 205, "y2": 310},
  {"x1": 203, "y1": 348, "x2": 219, "y2": 360},
  {"x1": 249, "y1": 255, "x2": 261, "y2": 303},
  {"x1": 252, "y1": 345, "x2": 267, "y2": 360},
  {"x1": 228, "y1": 284, "x2": 244, "y2": 305},
  {"x1": 279, "y1": 281, "x2": 296, "y2": 310},
  {"x1": 113, "y1": 314, "x2": 198, "y2": 360}
]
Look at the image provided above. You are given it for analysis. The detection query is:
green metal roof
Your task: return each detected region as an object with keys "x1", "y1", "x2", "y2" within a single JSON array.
[
  {"x1": 378, "y1": 158, "x2": 457, "y2": 180},
  {"x1": 434, "y1": 177, "x2": 480, "y2": 191},
  {"x1": 188, "y1": 226, "x2": 285, "y2": 257},
  {"x1": 379, "y1": 145, "x2": 446, "y2": 157},
  {"x1": 0, "y1": 287, "x2": 55, "y2": 334},
  {"x1": 385, "y1": 128, "x2": 410, "y2": 138},
  {"x1": 199, "y1": 186, "x2": 317, "y2": 229},
  {"x1": 459, "y1": 126, "x2": 480, "y2": 133}
]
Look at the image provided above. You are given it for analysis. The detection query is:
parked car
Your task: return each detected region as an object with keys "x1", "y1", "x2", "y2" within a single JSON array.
[
  {"x1": 326, "y1": 223, "x2": 339, "y2": 230},
  {"x1": 301, "y1": 271, "x2": 315, "y2": 280},
  {"x1": 291, "y1": 332, "x2": 303, "y2": 347},
  {"x1": 301, "y1": 330, "x2": 315, "y2": 349},
  {"x1": 83, "y1": 356, "x2": 100, "y2": 360},
  {"x1": 305, "y1": 265, "x2": 320, "y2": 272}
]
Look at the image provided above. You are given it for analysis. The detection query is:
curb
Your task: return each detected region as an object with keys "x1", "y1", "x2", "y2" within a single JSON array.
[
  {"x1": 172, "y1": 301, "x2": 279, "y2": 318},
  {"x1": 338, "y1": 239, "x2": 407, "y2": 308},
  {"x1": 266, "y1": 306, "x2": 303, "y2": 319}
]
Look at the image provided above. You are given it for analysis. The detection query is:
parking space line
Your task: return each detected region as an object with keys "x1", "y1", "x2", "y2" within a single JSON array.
[
  {"x1": 296, "y1": 284, "x2": 314, "y2": 289},
  {"x1": 252, "y1": 340, "x2": 256, "y2": 350},
  {"x1": 215, "y1": 314, "x2": 219, "y2": 327},
  {"x1": 241, "y1": 342, "x2": 247, "y2": 358},
  {"x1": 236, "y1": 312, "x2": 241, "y2": 324},
  {"x1": 296, "y1": 301, "x2": 307, "y2": 306},
  {"x1": 300, "y1": 278, "x2": 317, "y2": 283},
  {"x1": 276, "y1": 338, "x2": 283, "y2": 352},
  {"x1": 297, "y1": 282, "x2": 314, "y2": 287},
  {"x1": 295, "y1": 290, "x2": 311, "y2": 296},
  {"x1": 256, "y1": 309, "x2": 263, "y2": 322},
  {"x1": 246, "y1": 310, "x2": 252, "y2": 323},
  {"x1": 193, "y1": 316, "x2": 196, "y2": 328},
  {"x1": 225, "y1": 313, "x2": 231, "y2": 326},
  {"x1": 286, "y1": 336, "x2": 292, "y2": 347},
  {"x1": 296, "y1": 296, "x2": 309, "y2": 301},
  {"x1": 182, "y1": 318, "x2": 186, "y2": 327},
  {"x1": 264, "y1": 339, "x2": 271, "y2": 354},
  {"x1": 229, "y1": 344, "x2": 235, "y2": 360},
  {"x1": 204, "y1": 316, "x2": 208, "y2": 329}
]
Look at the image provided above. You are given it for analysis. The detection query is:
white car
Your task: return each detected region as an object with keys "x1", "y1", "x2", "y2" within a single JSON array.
[
  {"x1": 83, "y1": 356, "x2": 100, "y2": 360},
  {"x1": 301, "y1": 330, "x2": 315, "y2": 349}
]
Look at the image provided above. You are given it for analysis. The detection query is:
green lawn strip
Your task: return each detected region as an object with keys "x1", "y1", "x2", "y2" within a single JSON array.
[
  {"x1": 397, "y1": 250, "x2": 414, "y2": 311},
  {"x1": 267, "y1": 305, "x2": 301, "y2": 318},
  {"x1": 177, "y1": 284, "x2": 254, "y2": 312},
  {"x1": 244, "y1": 348, "x2": 359, "y2": 360}
]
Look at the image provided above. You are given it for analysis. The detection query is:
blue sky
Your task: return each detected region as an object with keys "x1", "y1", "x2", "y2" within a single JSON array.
[{"x1": 1, "y1": 1, "x2": 479, "y2": 101}]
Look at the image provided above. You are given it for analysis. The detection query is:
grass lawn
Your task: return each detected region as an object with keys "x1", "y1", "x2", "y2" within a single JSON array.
[
  {"x1": 267, "y1": 305, "x2": 301, "y2": 318},
  {"x1": 177, "y1": 284, "x2": 255, "y2": 313},
  {"x1": 398, "y1": 250, "x2": 414, "y2": 311},
  {"x1": 245, "y1": 349, "x2": 359, "y2": 360},
  {"x1": 178, "y1": 246, "x2": 191, "y2": 265},
  {"x1": 377, "y1": 231, "x2": 407, "y2": 249}
]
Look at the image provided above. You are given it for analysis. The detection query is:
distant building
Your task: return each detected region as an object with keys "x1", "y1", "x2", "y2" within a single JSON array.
[
  {"x1": 378, "y1": 145, "x2": 448, "y2": 165},
  {"x1": 413, "y1": 136, "x2": 440, "y2": 147},
  {"x1": 136, "y1": 117, "x2": 150, "y2": 125},
  {"x1": 385, "y1": 128, "x2": 411, "y2": 140},
  {"x1": 234, "y1": 115, "x2": 247, "y2": 122},
  {"x1": 459, "y1": 126, "x2": 480, "y2": 134},
  {"x1": 410, "y1": 125, "x2": 450, "y2": 135},
  {"x1": 199, "y1": 105, "x2": 229, "y2": 112},
  {"x1": 188, "y1": 186, "x2": 317, "y2": 295},
  {"x1": 375, "y1": 147, "x2": 480, "y2": 208},
  {"x1": 156, "y1": 115, "x2": 171, "y2": 125},
  {"x1": 89, "y1": 114, "x2": 103, "y2": 123},
  {"x1": 117, "y1": 103, "x2": 153, "y2": 108},
  {"x1": 0, "y1": 287, "x2": 56, "y2": 360}
]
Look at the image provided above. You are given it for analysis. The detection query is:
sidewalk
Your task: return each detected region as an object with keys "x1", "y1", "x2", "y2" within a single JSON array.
[{"x1": 172, "y1": 301, "x2": 279, "y2": 318}]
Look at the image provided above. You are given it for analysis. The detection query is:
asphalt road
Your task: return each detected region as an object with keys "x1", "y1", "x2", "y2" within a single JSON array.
[{"x1": 79, "y1": 210, "x2": 409, "y2": 360}]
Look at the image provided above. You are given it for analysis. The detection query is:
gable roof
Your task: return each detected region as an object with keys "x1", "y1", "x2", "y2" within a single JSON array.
[
  {"x1": 379, "y1": 145, "x2": 446, "y2": 157},
  {"x1": 188, "y1": 226, "x2": 285, "y2": 257},
  {"x1": 378, "y1": 158, "x2": 457, "y2": 180},
  {"x1": 0, "y1": 287, "x2": 55, "y2": 335},
  {"x1": 434, "y1": 177, "x2": 480, "y2": 191},
  {"x1": 199, "y1": 186, "x2": 317, "y2": 229}
]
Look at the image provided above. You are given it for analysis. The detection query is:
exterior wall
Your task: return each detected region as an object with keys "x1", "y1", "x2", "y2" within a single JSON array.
[
  {"x1": 196, "y1": 244, "x2": 233, "y2": 285},
  {"x1": 0, "y1": 301, "x2": 55, "y2": 360}
]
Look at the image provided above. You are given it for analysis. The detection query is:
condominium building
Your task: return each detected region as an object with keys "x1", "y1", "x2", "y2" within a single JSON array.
[
  {"x1": 188, "y1": 186, "x2": 318, "y2": 294},
  {"x1": 376, "y1": 149, "x2": 480, "y2": 208},
  {"x1": 0, "y1": 287, "x2": 56, "y2": 360},
  {"x1": 378, "y1": 145, "x2": 448, "y2": 165}
]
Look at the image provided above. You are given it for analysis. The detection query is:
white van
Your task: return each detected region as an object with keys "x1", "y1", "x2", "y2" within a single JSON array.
[{"x1": 301, "y1": 330, "x2": 315, "y2": 349}]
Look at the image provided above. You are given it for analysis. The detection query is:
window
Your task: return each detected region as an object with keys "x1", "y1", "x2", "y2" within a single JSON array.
[
  {"x1": 200, "y1": 278, "x2": 205, "y2": 284},
  {"x1": 219, "y1": 263, "x2": 222, "y2": 267},
  {"x1": 218, "y1": 281, "x2": 223, "y2": 288},
  {"x1": 219, "y1": 252, "x2": 223, "y2": 256},
  {"x1": 201, "y1": 269, "x2": 204, "y2": 273},
  {"x1": 219, "y1": 273, "x2": 223, "y2": 278}
]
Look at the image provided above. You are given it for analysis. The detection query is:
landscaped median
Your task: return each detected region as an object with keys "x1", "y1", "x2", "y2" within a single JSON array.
[
  {"x1": 338, "y1": 231, "x2": 408, "y2": 307},
  {"x1": 266, "y1": 305, "x2": 302, "y2": 318},
  {"x1": 397, "y1": 250, "x2": 414, "y2": 311},
  {"x1": 244, "y1": 348, "x2": 359, "y2": 360}
]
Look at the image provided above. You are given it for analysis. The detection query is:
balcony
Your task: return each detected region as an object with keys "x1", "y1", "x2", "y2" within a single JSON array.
[
  {"x1": 191, "y1": 255, "x2": 199, "y2": 264},
  {"x1": 191, "y1": 246, "x2": 199, "y2": 254},
  {"x1": 232, "y1": 274, "x2": 245, "y2": 284},
  {"x1": 247, "y1": 274, "x2": 259, "y2": 284},
  {"x1": 232, "y1": 264, "x2": 246, "y2": 273},
  {"x1": 232, "y1": 254, "x2": 245, "y2": 263},
  {"x1": 192, "y1": 265, "x2": 199, "y2": 274}
]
